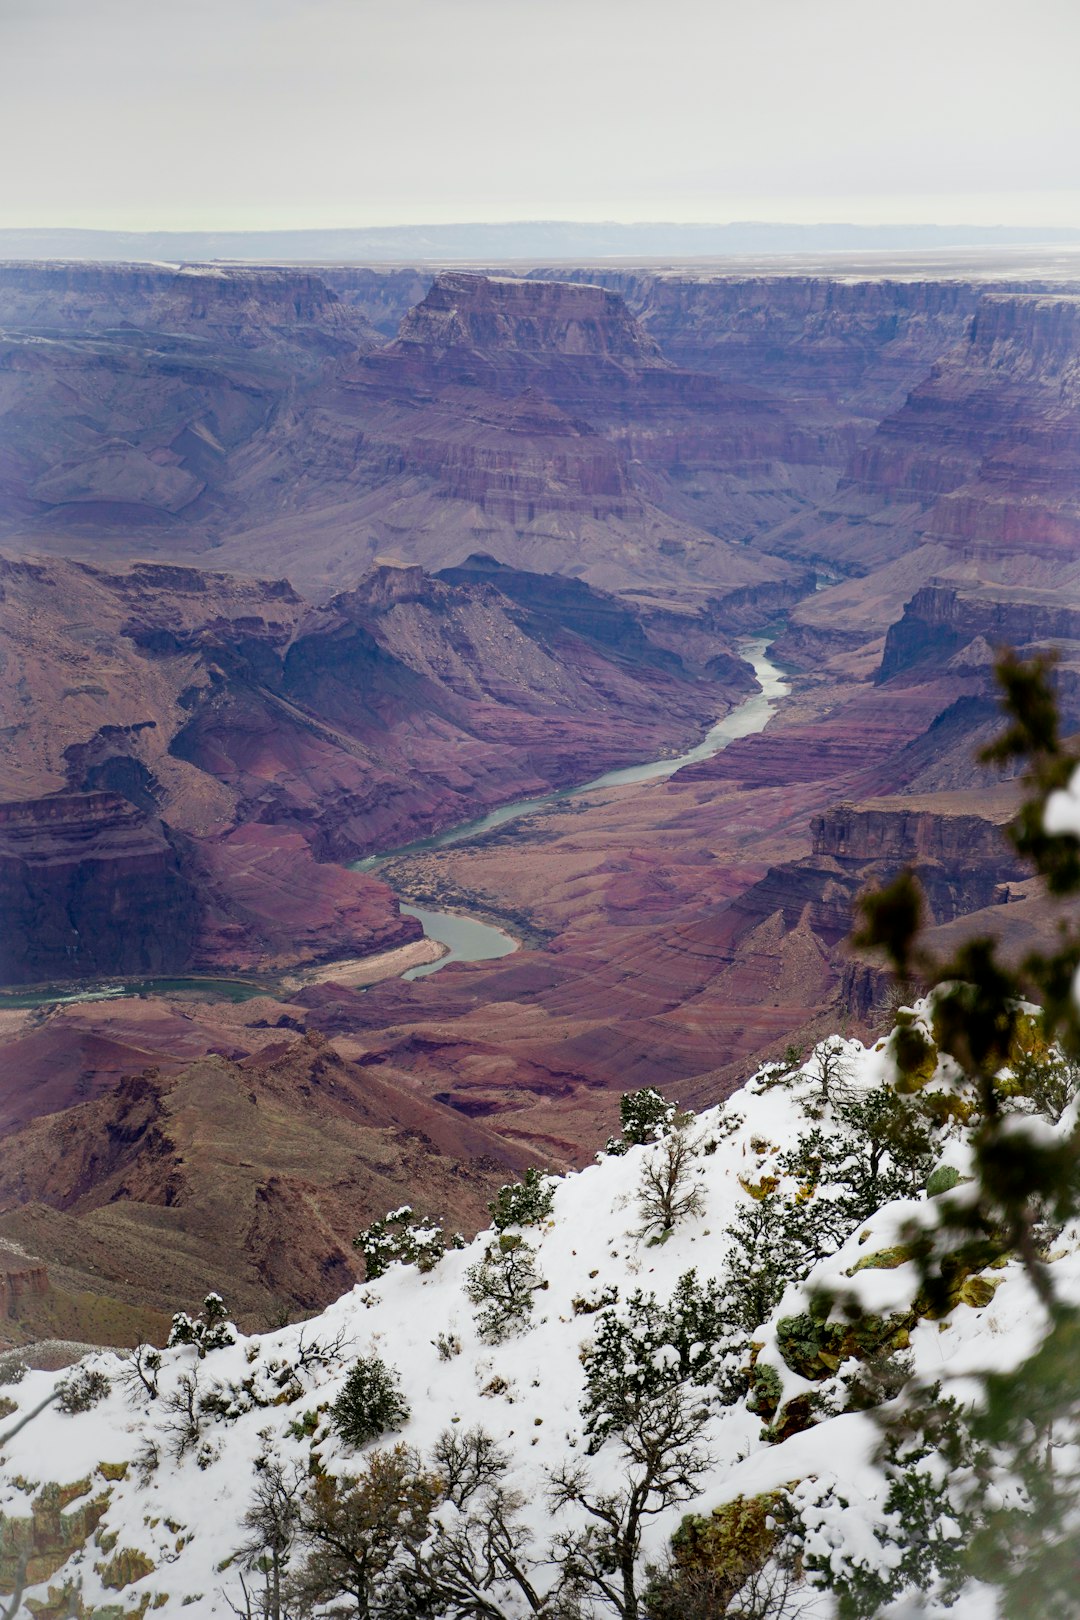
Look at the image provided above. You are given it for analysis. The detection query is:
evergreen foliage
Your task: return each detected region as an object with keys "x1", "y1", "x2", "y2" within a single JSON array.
[
  {"x1": 580, "y1": 1271, "x2": 737, "y2": 1450},
  {"x1": 330, "y1": 1356, "x2": 410, "y2": 1450},
  {"x1": 779, "y1": 1082, "x2": 938, "y2": 1233},
  {"x1": 835, "y1": 649, "x2": 1080, "y2": 1613},
  {"x1": 167, "y1": 1291, "x2": 236, "y2": 1357},
  {"x1": 489, "y1": 1169, "x2": 556, "y2": 1232},
  {"x1": 722, "y1": 1192, "x2": 819, "y2": 1337},
  {"x1": 290, "y1": 1445, "x2": 440, "y2": 1617},
  {"x1": 465, "y1": 1235, "x2": 543, "y2": 1343},
  {"x1": 605, "y1": 1088, "x2": 679, "y2": 1155},
  {"x1": 353, "y1": 1205, "x2": 465, "y2": 1281},
  {"x1": 56, "y1": 1365, "x2": 111, "y2": 1415}
]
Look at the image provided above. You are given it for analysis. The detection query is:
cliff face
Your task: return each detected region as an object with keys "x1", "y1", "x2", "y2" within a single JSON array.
[
  {"x1": 1, "y1": 553, "x2": 756, "y2": 983},
  {"x1": 385, "y1": 389, "x2": 637, "y2": 523},
  {"x1": 395, "y1": 272, "x2": 666, "y2": 368},
  {"x1": 0, "y1": 261, "x2": 378, "y2": 351},
  {"x1": 0, "y1": 264, "x2": 886, "y2": 599},
  {"x1": 732, "y1": 798, "x2": 1025, "y2": 947},
  {"x1": 878, "y1": 584, "x2": 1080, "y2": 712},
  {"x1": 168, "y1": 558, "x2": 757, "y2": 861},
  {"x1": 811, "y1": 801, "x2": 1012, "y2": 867},
  {"x1": 553, "y1": 273, "x2": 985, "y2": 409},
  {"x1": 784, "y1": 292, "x2": 1080, "y2": 575},
  {"x1": 0, "y1": 793, "x2": 201, "y2": 984}
]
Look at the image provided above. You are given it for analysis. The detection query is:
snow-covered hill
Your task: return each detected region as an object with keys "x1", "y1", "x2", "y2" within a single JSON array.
[{"x1": 0, "y1": 1011, "x2": 1075, "y2": 1619}]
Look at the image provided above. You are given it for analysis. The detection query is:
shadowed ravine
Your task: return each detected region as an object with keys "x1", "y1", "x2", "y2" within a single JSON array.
[{"x1": 2, "y1": 638, "x2": 789, "y2": 1008}]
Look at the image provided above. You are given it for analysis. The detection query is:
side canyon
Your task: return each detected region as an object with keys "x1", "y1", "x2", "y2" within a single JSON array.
[{"x1": 2, "y1": 256, "x2": 1079, "y2": 1338}]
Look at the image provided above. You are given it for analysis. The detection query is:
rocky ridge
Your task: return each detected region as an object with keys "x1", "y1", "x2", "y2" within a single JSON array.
[
  {"x1": 0, "y1": 552, "x2": 753, "y2": 985},
  {"x1": 0, "y1": 1017, "x2": 1072, "y2": 1618},
  {"x1": 0, "y1": 1035, "x2": 534, "y2": 1344}
]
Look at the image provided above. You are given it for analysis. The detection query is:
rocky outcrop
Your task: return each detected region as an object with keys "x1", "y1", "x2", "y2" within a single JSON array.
[
  {"x1": 326, "y1": 276, "x2": 836, "y2": 593},
  {"x1": 167, "y1": 559, "x2": 757, "y2": 861},
  {"x1": 6, "y1": 263, "x2": 1078, "y2": 609},
  {"x1": 393, "y1": 271, "x2": 666, "y2": 370},
  {"x1": 0, "y1": 265, "x2": 817, "y2": 595},
  {"x1": 436, "y1": 552, "x2": 681, "y2": 669},
  {"x1": 0, "y1": 260, "x2": 378, "y2": 352},
  {"x1": 878, "y1": 584, "x2": 1080, "y2": 708},
  {"x1": 812, "y1": 801, "x2": 1013, "y2": 868},
  {"x1": 0, "y1": 1256, "x2": 49, "y2": 1320},
  {"x1": 0, "y1": 793, "x2": 201, "y2": 984},
  {"x1": 731, "y1": 798, "x2": 1025, "y2": 947},
  {"x1": 1, "y1": 553, "x2": 756, "y2": 981},
  {"x1": 542, "y1": 272, "x2": 985, "y2": 408}
]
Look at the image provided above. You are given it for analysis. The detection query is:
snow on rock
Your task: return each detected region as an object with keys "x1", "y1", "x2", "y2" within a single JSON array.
[{"x1": 0, "y1": 1022, "x2": 1073, "y2": 1617}]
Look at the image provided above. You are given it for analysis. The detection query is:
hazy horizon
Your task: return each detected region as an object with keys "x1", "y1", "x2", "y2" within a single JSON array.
[
  {"x1": 3, "y1": 0, "x2": 1078, "y2": 233},
  {"x1": 6, "y1": 221, "x2": 1080, "y2": 274}
]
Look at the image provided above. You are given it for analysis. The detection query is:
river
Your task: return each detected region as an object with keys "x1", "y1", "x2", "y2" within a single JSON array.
[
  {"x1": 1, "y1": 637, "x2": 788, "y2": 1008},
  {"x1": 357, "y1": 634, "x2": 788, "y2": 978}
]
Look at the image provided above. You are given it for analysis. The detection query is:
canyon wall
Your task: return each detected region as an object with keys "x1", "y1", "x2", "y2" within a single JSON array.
[
  {"x1": 777, "y1": 292, "x2": 1080, "y2": 581},
  {"x1": 0, "y1": 552, "x2": 755, "y2": 984},
  {"x1": 728, "y1": 797, "x2": 1025, "y2": 948},
  {"x1": 879, "y1": 583, "x2": 1080, "y2": 685},
  {"x1": 534, "y1": 271, "x2": 987, "y2": 409},
  {"x1": 0, "y1": 260, "x2": 378, "y2": 350},
  {"x1": 0, "y1": 793, "x2": 201, "y2": 983}
]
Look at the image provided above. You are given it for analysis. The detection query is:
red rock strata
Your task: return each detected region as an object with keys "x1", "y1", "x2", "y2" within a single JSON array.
[
  {"x1": 0, "y1": 1038, "x2": 534, "y2": 1332},
  {"x1": 0, "y1": 551, "x2": 754, "y2": 984},
  {"x1": 0, "y1": 793, "x2": 200, "y2": 984}
]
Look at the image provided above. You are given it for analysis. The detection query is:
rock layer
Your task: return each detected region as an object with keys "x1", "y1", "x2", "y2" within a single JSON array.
[
  {"x1": 0, "y1": 794, "x2": 200, "y2": 984},
  {"x1": 0, "y1": 552, "x2": 753, "y2": 983}
]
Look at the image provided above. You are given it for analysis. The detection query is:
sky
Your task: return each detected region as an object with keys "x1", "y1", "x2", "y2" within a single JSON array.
[{"x1": 2, "y1": 0, "x2": 1080, "y2": 231}]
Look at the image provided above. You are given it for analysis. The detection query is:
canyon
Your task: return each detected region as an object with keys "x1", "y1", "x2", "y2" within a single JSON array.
[{"x1": 1, "y1": 255, "x2": 1079, "y2": 1333}]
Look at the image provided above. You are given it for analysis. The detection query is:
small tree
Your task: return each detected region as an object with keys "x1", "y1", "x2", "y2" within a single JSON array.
[
  {"x1": 122, "y1": 1342, "x2": 163, "y2": 1403},
  {"x1": 636, "y1": 1117, "x2": 705, "y2": 1241},
  {"x1": 465, "y1": 1235, "x2": 543, "y2": 1343},
  {"x1": 231, "y1": 1450, "x2": 304, "y2": 1620},
  {"x1": 1004, "y1": 1046, "x2": 1080, "y2": 1124},
  {"x1": 167, "y1": 1291, "x2": 236, "y2": 1357},
  {"x1": 424, "y1": 1427, "x2": 564, "y2": 1616},
  {"x1": 162, "y1": 1368, "x2": 204, "y2": 1461},
  {"x1": 56, "y1": 1365, "x2": 110, "y2": 1414},
  {"x1": 722, "y1": 1192, "x2": 820, "y2": 1339},
  {"x1": 489, "y1": 1169, "x2": 556, "y2": 1232},
  {"x1": 291, "y1": 1446, "x2": 441, "y2": 1617},
  {"x1": 806, "y1": 1036, "x2": 854, "y2": 1114},
  {"x1": 331, "y1": 1355, "x2": 410, "y2": 1449},
  {"x1": 605, "y1": 1089, "x2": 679, "y2": 1155},
  {"x1": 551, "y1": 1383, "x2": 713, "y2": 1620},
  {"x1": 779, "y1": 1083, "x2": 938, "y2": 1240},
  {"x1": 353, "y1": 1206, "x2": 465, "y2": 1281},
  {"x1": 581, "y1": 1271, "x2": 737, "y2": 1451},
  {"x1": 804, "y1": 1396, "x2": 977, "y2": 1618}
]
